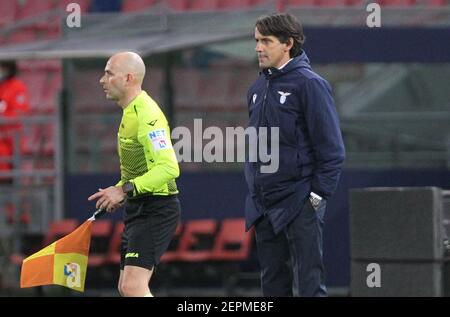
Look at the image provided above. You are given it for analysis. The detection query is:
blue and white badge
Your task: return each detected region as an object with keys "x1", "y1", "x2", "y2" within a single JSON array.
[{"x1": 148, "y1": 129, "x2": 171, "y2": 151}]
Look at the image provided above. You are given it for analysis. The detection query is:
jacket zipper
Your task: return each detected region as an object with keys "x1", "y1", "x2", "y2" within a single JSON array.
[
  {"x1": 259, "y1": 78, "x2": 270, "y2": 127},
  {"x1": 256, "y1": 77, "x2": 270, "y2": 212}
]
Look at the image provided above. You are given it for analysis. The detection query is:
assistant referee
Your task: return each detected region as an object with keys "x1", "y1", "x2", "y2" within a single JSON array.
[{"x1": 88, "y1": 51, "x2": 180, "y2": 297}]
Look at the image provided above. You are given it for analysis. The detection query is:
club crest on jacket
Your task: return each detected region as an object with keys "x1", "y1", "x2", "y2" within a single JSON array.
[{"x1": 277, "y1": 91, "x2": 291, "y2": 104}]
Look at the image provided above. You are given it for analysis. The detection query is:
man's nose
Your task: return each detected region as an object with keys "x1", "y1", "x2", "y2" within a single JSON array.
[{"x1": 99, "y1": 76, "x2": 104, "y2": 84}]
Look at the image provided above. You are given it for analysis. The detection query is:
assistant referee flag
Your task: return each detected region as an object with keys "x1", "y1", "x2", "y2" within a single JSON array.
[{"x1": 20, "y1": 209, "x2": 106, "y2": 292}]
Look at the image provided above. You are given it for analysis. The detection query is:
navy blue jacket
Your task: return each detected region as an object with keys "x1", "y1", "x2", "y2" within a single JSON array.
[{"x1": 244, "y1": 51, "x2": 345, "y2": 234}]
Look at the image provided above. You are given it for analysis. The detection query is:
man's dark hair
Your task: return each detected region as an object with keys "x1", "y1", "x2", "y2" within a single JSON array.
[
  {"x1": 0, "y1": 60, "x2": 18, "y2": 79},
  {"x1": 255, "y1": 13, "x2": 306, "y2": 58}
]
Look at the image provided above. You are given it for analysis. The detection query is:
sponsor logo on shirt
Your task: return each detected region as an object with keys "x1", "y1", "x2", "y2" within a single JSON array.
[{"x1": 148, "y1": 129, "x2": 171, "y2": 151}]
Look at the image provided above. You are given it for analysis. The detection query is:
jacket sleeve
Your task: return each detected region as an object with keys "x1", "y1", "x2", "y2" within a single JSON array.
[{"x1": 303, "y1": 78, "x2": 345, "y2": 198}]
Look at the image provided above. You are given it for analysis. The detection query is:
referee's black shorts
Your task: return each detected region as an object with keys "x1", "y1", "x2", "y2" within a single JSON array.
[{"x1": 120, "y1": 194, "x2": 180, "y2": 270}]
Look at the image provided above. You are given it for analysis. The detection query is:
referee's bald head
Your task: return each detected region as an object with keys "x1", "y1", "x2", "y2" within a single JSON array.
[{"x1": 109, "y1": 51, "x2": 146, "y2": 86}]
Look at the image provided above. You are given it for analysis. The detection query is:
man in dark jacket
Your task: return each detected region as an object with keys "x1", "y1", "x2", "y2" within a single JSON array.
[{"x1": 244, "y1": 13, "x2": 345, "y2": 297}]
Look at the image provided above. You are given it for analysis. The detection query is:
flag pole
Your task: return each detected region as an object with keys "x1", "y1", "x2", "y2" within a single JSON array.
[{"x1": 89, "y1": 209, "x2": 107, "y2": 221}]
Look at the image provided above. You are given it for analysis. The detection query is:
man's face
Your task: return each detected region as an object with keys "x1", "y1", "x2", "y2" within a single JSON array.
[
  {"x1": 99, "y1": 58, "x2": 127, "y2": 101},
  {"x1": 255, "y1": 27, "x2": 291, "y2": 69}
]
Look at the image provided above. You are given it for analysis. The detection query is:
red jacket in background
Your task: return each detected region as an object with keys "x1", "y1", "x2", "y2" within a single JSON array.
[{"x1": 0, "y1": 78, "x2": 30, "y2": 174}]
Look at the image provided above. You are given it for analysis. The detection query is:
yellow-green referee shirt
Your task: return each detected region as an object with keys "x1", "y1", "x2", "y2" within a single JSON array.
[{"x1": 115, "y1": 91, "x2": 179, "y2": 197}]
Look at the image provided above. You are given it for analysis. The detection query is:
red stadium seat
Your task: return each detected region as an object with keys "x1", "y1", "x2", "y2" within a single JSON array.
[
  {"x1": 106, "y1": 222, "x2": 124, "y2": 264},
  {"x1": 21, "y1": 126, "x2": 42, "y2": 156},
  {"x1": 16, "y1": 0, "x2": 53, "y2": 20},
  {"x1": 211, "y1": 219, "x2": 254, "y2": 261},
  {"x1": 18, "y1": 71, "x2": 46, "y2": 113},
  {"x1": 122, "y1": 0, "x2": 158, "y2": 12},
  {"x1": 166, "y1": 0, "x2": 191, "y2": 11},
  {"x1": 379, "y1": 0, "x2": 417, "y2": 5},
  {"x1": 219, "y1": 0, "x2": 258, "y2": 9},
  {"x1": 188, "y1": 0, "x2": 220, "y2": 11},
  {"x1": 317, "y1": 0, "x2": 352, "y2": 6},
  {"x1": 0, "y1": 1, "x2": 17, "y2": 26},
  {"x1": 282, "y1": 0, "x2": 317, "y2": 9},
  {"x1": 43, "y1": 219, "x2": 79, "y2": 245},
  {"x1": 427, "y1": 0, "x2": 448, "y2": 5},
  {"x1": 88, "y1": 220, "x2": 114, "y2": 266},
  {"x1": 346, "y1": 0, "x2": 363, "y2": 5},
  {"x1": 177, "y1": 219, "x2": 218, "y2": 261},
  {"x1": 6, "y1": 29, "x2": 38, "y2": 44},
  {"x1": 41, "y1": 71, "x2": 62, "y2": 113},
  {"x1": 42, "y1": 124, "x2": 55, "y2": 156}
]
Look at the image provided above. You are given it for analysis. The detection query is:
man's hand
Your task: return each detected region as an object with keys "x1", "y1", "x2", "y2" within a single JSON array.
[{"x1": 88, "y1": 186, "x2": 126, "y2": 212}]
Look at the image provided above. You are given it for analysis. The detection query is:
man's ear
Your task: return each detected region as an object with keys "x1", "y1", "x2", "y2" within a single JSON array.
[{"x1": 286, "y1": 37, "x2": 294, "y2": 51}]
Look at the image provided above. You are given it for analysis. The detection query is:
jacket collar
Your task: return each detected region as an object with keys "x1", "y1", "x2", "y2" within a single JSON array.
[{"x1": 261, "y1": 50, "x2": 311, "y2": 79}]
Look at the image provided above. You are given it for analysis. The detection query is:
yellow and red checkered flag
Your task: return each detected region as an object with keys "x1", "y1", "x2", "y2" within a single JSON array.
[{"x1": 20, "y1": 209, "x2": 106, "y2": 292}]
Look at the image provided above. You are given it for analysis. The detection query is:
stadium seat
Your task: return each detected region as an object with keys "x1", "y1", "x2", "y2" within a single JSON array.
[
  {"x1": 281, "y1": 0, "x2": 317, "y2": 10},
  {"x1": 43, "y1": 219, "x2": 79, "y2": 245},
  {"x1": 219, "y1": 0, "x2": 258, "y2": 9},
  {"x1": 42, "y1": 124, "x2": 55, "y2": 156},
  {"x1": 41, "y1": 71, "x2": 62, "y2": 113},
  {"x1": 177, "y1": 219, "x2": 218, "y2": 261},
  {"x1": 166, "y1": 0, "x2": 191, "y2": 11},
  {"x1": 21, "y1": 126, "x2": 41, "y2": 156},
  {"x1": 88, "y1": 220, "x2": 114, "y2": 266},
  {"x1": 379, "y1": 0, "x2": 417, "y2": 5},
  {"x1": 211, "y1": 218, "x2": 254, "y2": 261},
  {"x1": 160, "y1": 223, "x2": 183, "y2": 263},
  {"x1": 18, "y1": 71, "x2": 46, "y2": 113},
  {"x1": 317, "y1": 0, "x2": 352, "y2": 6},
  {"x1": 189, "y1": 0, "x2": 221, "y2": 10},
  {"x1": 122, "y1": 0, "x2": 158, "y2": 12},
  {"x1": 106, "y1": 221, "x2": 124, "y2": 265},
  {"x1": 427, "y1": 0, "x2": 448, "y2": 5},
  {"x1": 6, "y1": 29, "x2": 38, "y2": 44},
  {"x1": 16, "y1": 0, "x2": 53, "y2": 20},
  {"x1": 0, "y1": 1, "x2": 17, "y2": 27}
]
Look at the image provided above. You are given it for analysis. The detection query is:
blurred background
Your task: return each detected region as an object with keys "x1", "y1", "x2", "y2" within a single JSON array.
[{"x1": 0, "y1": 0, "x2": 449, "y2": 297}]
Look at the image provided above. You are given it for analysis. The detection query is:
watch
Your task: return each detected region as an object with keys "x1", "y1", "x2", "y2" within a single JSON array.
[{"x1": 122, "y1": 181, "x2": 135, "y2": 198}]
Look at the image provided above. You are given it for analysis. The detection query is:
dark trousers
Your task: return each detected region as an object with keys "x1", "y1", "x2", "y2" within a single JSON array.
[{"x1": 255, "y1": 199, "x2": 328, "y2": 297}]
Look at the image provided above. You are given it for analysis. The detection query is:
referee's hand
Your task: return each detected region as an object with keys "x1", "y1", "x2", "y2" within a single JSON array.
[{"x1": 88, "y1": 186, "x2": 126, "y2": 212}]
